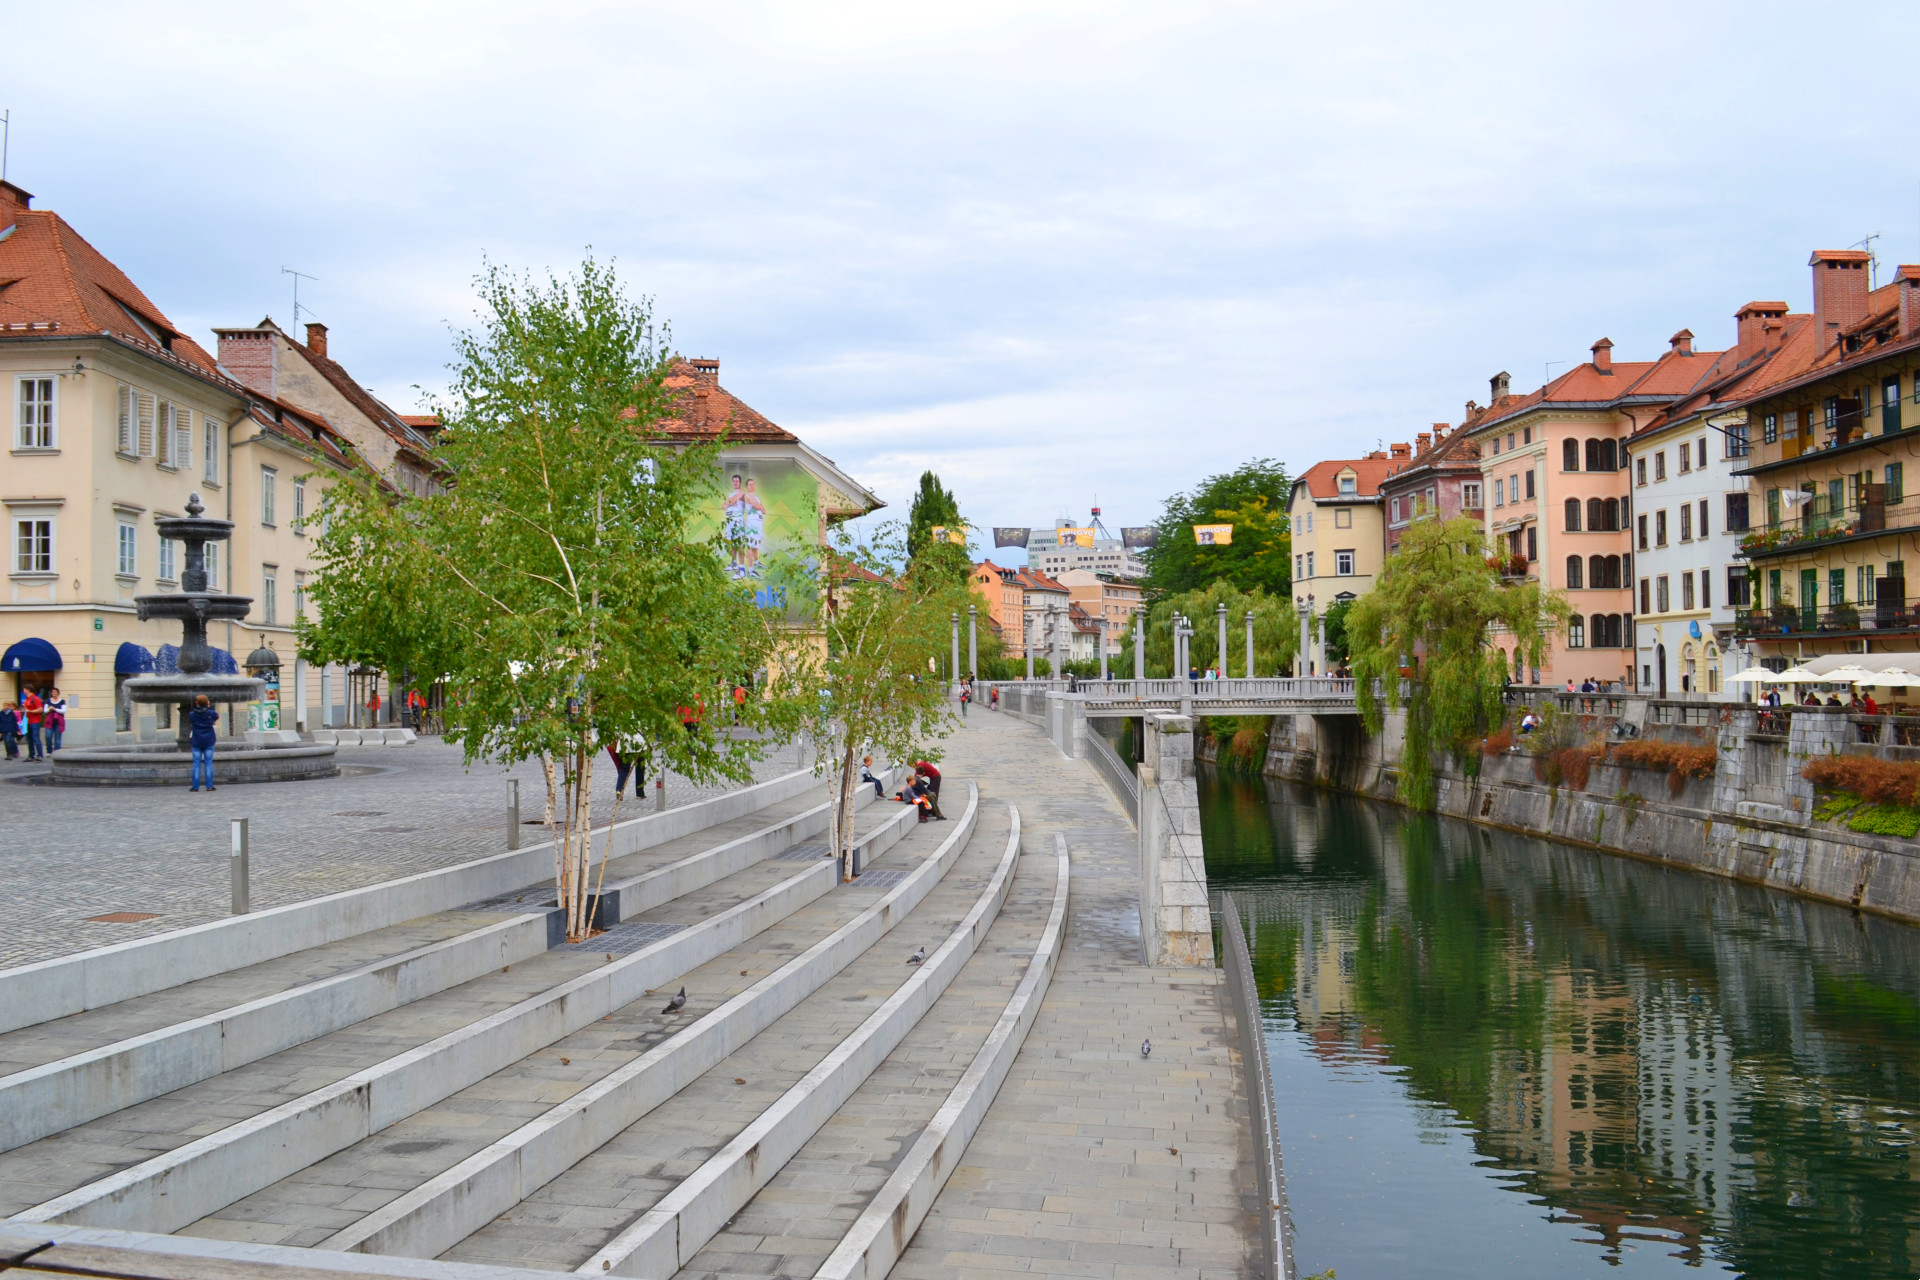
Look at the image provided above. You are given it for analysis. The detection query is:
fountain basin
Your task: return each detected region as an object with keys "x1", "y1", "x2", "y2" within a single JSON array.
[
  {"x1": 122, "y1": 674, "x2": 266, "y2": 705},
  {"x1": 50, "y1": 740, "x2": 340, "y2": 786}
]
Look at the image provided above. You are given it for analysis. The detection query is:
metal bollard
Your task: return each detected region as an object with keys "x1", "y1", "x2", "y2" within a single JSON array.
[
  {"x1": 655, "y1": 776, "x2": 666, "y2": 813},
  {"x1": 507, "y1": 779, "x2": 520, "y2": 850},
  {"x1": 230, "y1": 818, "x2": 250, "y2": 915}
]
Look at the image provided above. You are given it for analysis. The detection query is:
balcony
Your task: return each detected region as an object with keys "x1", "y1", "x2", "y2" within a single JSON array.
[
  {"x1": 1733, "y1": 597, "x2": 1920, "y2": 638},
  {"x1": 1736, "y1": 486, "x2": 1913, "y2": 560}
]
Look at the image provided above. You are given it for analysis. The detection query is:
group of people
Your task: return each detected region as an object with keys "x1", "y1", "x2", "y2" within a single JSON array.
[
  {"x1": 859, "y1": 754, "x2": 945, "y2": 823},
  {"x1": 1563, "y1": 678, "x2": 1621, "y2": 694},
  {"x1": 0, "y1": 686, "x2": 66, "y2": 761}
]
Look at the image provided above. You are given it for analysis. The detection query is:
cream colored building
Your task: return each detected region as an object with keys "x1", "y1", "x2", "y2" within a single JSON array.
[
  {"x1": 1288, "y1": 451, "x2": 1397, "y2": 674},
  {"x1": 1056, "y1": 568, "x2": 1141, "y2": 656},
  {"x1": 0, "y1": 181, "x2": 358, "y2": 745}
]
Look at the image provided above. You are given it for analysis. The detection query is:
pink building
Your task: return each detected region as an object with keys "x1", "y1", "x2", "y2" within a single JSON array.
[{"x1": 1380, "y1": 422, "x2": 1484, "y2": 556}]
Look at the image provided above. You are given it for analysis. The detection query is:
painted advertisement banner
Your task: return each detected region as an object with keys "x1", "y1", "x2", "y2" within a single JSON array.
[
  {"x1": 1121, "y1": 526, "x2": 1158, "y2": 549},
  {"x1": 692, "y1": 458, "x2": 819, "y2": 622},
  {"x1": 1193, "y1": 523, "x2": 1234, "y2": 546},
  {"x1": 993, "y1": 527, "x2": 1031, "y2": 548}
]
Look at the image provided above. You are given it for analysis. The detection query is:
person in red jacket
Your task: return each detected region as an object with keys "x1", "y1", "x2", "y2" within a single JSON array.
[
  {"x1": 19, "y1": 689, "x2": 43, "y2": 761},
  {"x1": 912, "y1": 761, "x2": 943, "y2": 820}
]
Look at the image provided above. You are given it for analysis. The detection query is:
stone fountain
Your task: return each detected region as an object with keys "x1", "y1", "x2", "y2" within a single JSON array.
[{"x1": 51, "y1": 494, "x2": 337, "y2": 785}]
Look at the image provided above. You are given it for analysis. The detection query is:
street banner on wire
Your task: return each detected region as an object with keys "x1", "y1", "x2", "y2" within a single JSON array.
[
  {"x1": 1056, "y1": 527, "x2": 1094, "y2": 548},
  {"x1": 993, "y1": 527, "x2": 1031, "y2": 548},
  {"x1": 1121, "y1": 526, "x2": 1158, "y2": 549},
  {"x1": 1193, "y1": 523, "x2": 1234, "y2": 546},
  {"x1": 929, "y1": 525, "x2": 968, "y2": 545}
]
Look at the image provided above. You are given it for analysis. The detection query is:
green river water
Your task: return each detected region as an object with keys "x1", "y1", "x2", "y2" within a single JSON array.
[{"x1": 1199, "y1": 768, "x2": 1920, "y2": 1280}]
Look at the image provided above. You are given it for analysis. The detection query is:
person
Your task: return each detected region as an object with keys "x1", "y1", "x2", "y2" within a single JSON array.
[
  {"x1": 989, "y1": 684, "x2": 999, "y2": 711},
  {"x1": 1863, "y1": 691, "x2": 1882, "y2": 716},
  {"x1": 679, "y1": 701, "x2": 704, "y2": 735},
  {"x1": 19, "y1": 688, "x2": 43, "y2": 761},
  {"x1": 1825, "y1": 692, "x2": 1844, "y2": 707},
  {"x1": 43, "y1": 687, "x2": 65, "y2": 752},
  {"x1": 732, "y1": 683, "x2": 748, "y2": 724},
  {"x1": 0, "y1": 701, "x2": 17, "y2": 760},
  {"x1": 1564, "y1": 679, "x2": 1575, "y2": 693},
  {"x1": 407, "y1": 688, "x2": 426, "y2": 728},
  {"x1": 859, "y1": 754, "x2": 885, "y2": 798},
  {"x1": 367, "y1": 687, "x2": 382, "y2": 726},
  {"x1": 959, "y1": 678, "x2": 972, "y2": 717},
  {"x1": 188, "y1": 693, "x2": 220, "y2": 791},
  {"x1": 913, "y1": 760, "x2": 944, "y2": 819},
  {"x1": 1519, "y1": 711, "x2": 1539, "y2": 735},
  {"x1": 1802, "y1": 691, "x2": 1819, "y2": 706},
  {"x1": 897, "y1": 773, "x2": 936, "y2": 822},
  {"x1": 606, "y1": 737, "x2": 646, "y2": 799}
]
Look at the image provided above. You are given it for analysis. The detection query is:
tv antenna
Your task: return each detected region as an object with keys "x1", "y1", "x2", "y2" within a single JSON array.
[
  {"x1": 1850, "y1": 233, "x2": 1882, "y2": 286},
  {"x1": 1, "y1": 109, "x2": 11, "y2": 184},
  {"x1": 280, "y1": 266, "x2": 318, "y2": 331},
  {"x1": 1545, "y1": 359, "x2": 1564, "y2": 385}
]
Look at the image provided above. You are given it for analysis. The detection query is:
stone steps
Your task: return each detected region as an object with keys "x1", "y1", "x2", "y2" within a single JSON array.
[{"x1": 0, "y1": 800, "x2": 919, "y2": 1233}]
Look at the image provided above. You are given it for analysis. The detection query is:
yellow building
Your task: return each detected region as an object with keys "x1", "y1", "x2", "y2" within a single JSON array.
[
  {"x1": 1288, "y1": 451, "x2": 1397, "y2": 674},
  {"x1": 0, "y1": 181, "x2": 358, "y2": 745}
]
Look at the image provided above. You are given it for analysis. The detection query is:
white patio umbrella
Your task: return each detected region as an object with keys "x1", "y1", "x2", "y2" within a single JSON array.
[
  {"x1": 1768, "y1": 666, "x2": 1827, "y2": 683},
  {"x1": 1871, "y1": 668, "x2": 1920, "y2": 688},
  {"x1": 1820, "y1": 663, "x2": 1884, "y2": 685},
  {"x1": 1724, "y1": 667, "x2": 1777, "y2": 683}
]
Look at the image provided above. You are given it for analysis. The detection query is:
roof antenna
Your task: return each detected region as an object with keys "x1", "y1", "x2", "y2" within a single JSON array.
[
  {"x1": 1545, "y1": 360, "x2": 1564, "y2": 385},
  {"x1": 280, "y1": 266, "x2": 318, "y2": 331},
  {"x1": 1, "y1": 109, "x2": 11, "y2": 184},
  {"x1": 1850, "y1": 233, "x2": 1882, "y2": 287}
]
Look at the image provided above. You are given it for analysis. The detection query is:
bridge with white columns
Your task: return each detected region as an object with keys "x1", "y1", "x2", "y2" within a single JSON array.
[{"x1": 978, "y1": 676, "x2": 1362, "y2": 762}]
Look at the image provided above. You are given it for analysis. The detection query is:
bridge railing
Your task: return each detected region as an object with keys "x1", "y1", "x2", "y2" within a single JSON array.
[{"x1": 977, "y1": 677, "x2": 1357, "y2": 704}]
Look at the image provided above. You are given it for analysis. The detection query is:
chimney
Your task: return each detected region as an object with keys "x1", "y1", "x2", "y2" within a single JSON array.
[
  {"x1": 1669, "y1": 328, "x2": 1694, "y2": 355},
  {"x1": 1390, "y1": 442, "x2": 1411, "y2": 459},
  {"x1": 1489, "y1": 370, "x2": 1511, "y2": 401},
  {"x1": 0, "y1": 180, "x2": 29, "y2": 228},
  {"x1": 1415, "y1": 432, "x2": 1432, "y2": 452},
  {"x1": 1897, "y1": 266, "x2": 1920, "y2": 339},
  {"x1": 305, "y1": 322, "x2": 328, "y2": 358},
  {"x1": 689, "y1": 357, "x2": 720, "y2": 381},
  {"x1": 1810, "y1": 249, "x2": 1872, "y2": 352},
  {"x1": 1433, "y1": 421, "x2": 1449, "y2": 440},
  {"x1": 1590, "y1": 338, "x2": 1613, "y2": 374},
  {"x1": 1735, "y1": 301, "x2": 1789, "y2": 359}
]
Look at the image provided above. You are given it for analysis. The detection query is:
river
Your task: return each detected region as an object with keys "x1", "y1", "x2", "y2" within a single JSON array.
[{"x1": 1199, "y1": 767, "x2": 1920, "y2": 1280}]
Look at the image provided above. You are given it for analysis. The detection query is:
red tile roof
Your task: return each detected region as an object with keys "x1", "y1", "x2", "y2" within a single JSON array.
[
  {"x1": 1293, "y1": 455, "x2": 1396, "y2": 501},
  {"x1": 653, "y1": 357, "x2": 798, "y2": 443}
]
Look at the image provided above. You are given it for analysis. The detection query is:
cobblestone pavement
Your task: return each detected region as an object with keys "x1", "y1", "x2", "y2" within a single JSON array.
[{"x1": 0, "y1": 737, "x2": 808, "y2": 971}]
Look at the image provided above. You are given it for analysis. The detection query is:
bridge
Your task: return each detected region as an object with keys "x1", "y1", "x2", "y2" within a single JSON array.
[{"x1": 981, "y1": 676, "x2": 1361, "y2": 719}]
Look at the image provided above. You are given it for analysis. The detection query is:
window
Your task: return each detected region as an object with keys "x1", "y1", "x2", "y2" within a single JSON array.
[
  {"x1": 1525, "y1": 527, "x2": 1537, "y2": 561},
  {"x1": 1390, "y1": 497, "x2": 1401, "y2": 523},
  {"x1": 1654, "y1": 451, "x2": 1667, "y2": 481},
  {"x1": 135, "y1": 391, "x2": 154, "y2": 457},
  {"x1": 204, "y1": 416, "x2": 221, "y2": 483},
  {"x1": 1334, "y1": 507, "x2": 1352, "y2": 529},
  {"x1": 1524, "y1": 469, "x2": 1536, "y2": 500},
  {"x1": 1679, "y1": 504, "x2": 1692, "y2": 541},
  {"x1": 1335, "y1": 549, "x2": 1355, "y2": 576},
  {"x1": 1655, "y1": 510, "x2": 1668, "y2": 546},
  {"x1": 1888, "y1": 463, "x2": 1905, "y2": 504},
  {"x1": 295, "y1": 569, "x2": 307, "y2": 619},
  {"x1": 1829, "y1": 567, "x2": 1847, "y2": 611},
  {"x1": 1682, "y1": 572, "x2": 1695, "y2": 611},
  {"x1": 1763, "y1": 414, "x2": 1778, "y2": 444},
  {"x1": 1507, "y1": 433, "x2": 1515, "y2": 451},
  {"x1": 1305, "y1": 551, "x2": 1315, "y2": 578},
  {"x1": 1462, "y1": 481, "x2": 1482, "y2": 509},
  {"x1": 1697, "y1": 437, "x2": 1708, "y2": 468},
  {"x1": 1700, "y1": 572, "x2": 1711, "y2": 610},
  {"x1": 1491, "y1": 437, "x2": 1500, "y2": 456},
  {"x1": 1523, "y1": 427, "x2": 1532, "y2": 445},
  {"x1": 293, "y1": 480, "x2": 306, "y2": 533},
  {"x1": 1785, "y1": 409, "x2": 1800, "y2": 439},
  {"x1": 1637, "y1": 513, "x2": 1648, "y2": 550},
  {"x1": 16, "y1": 377, "x2": 54, "y2": 449},
  {"x1": 1305, "y1": 512, "x2": 1313, "y2": 532},
  {"x1": 1495, "y1": 478, "x2": 1505, "y2": 506},
  {"x1": 14, "y1": 518, "x2": 52, "y2": 573},
  {"x1": 1883, "y1": 378, "x2": 1903, "y2": 433},
  {"x1": 1766, "y1": 488, "x2": 1781, "y2": 527},
  {"x1": 1678, "y1": 444, "x2": 1691, "y2": 474},
  {"x1": 1725, "y1": 493, "x2": 1749, "y2": 531},
  {"x1": 1337, "y1": 472, "x2": 1357, "y2": 496},
  {"x1": 1729, "y1": 565, "x2": 1749, "y2": 607},
  {"x1": 1640, "y1": 578, "x2": 1651, "y2": 614},
  {"x1": 263, "y1": 566, "x2": 278, "y2": 625},
  {"x1": 116, "y1": 522, "x2": 137, "y2": 576},
  {"x1": 1568, "y1": 616, "x2": 1585, "y2": 648},
  {"x1": 1565, "y1": 498, "x2": 1581, "y2": 531},
  {"x1": 1606, "y1": 498, "x2": 1622, "y2": 531},
  {"x1": 157, "y1": 402, "x2": 189, "y2": 469},
  {"x1": 1698, "y1": 499, "x2": 1709, "y2": 538},
  {"x1": 261, "y1": 467, "x2": 277, "y2": 526},
  {"x1": 1656, "y1": 575, "x2": 1669, "y2": 612},
  {"x1": 1567, "y1": 555, "x2": 1583, "y2": 589},
  {"x1": 158, "y1": 537, "x2": 175, "y2": 582},
  {"x1": 1295, "y1": 553, "x2": 1303, "y2": 579},
  {"x1": 204, "y1": 542, "x2": 220, "y2": 590},
  {"x1": 1563, "y1": 439, "x2": 1580, "y2": 471},
  {"x1": 1637, "y1": 457, "x2": 1647, "y2": 485},
  {"x1": 1726, "y1": 421, "x2": 1750, "y2": 457}
]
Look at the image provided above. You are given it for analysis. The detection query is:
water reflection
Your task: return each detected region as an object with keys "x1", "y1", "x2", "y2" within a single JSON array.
[{"x1": 1202, "y1": 769, "x2": 1920, "y2": 1279}]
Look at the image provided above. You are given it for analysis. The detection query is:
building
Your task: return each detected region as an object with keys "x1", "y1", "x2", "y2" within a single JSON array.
[
  {"x1": 1625, "y1": 305, "x2": 1815, "y2": 697},
  {"x1": 0, "y1": 180, "x2": 358, "y2": 744},
  {"x1": 1055, "y1": 567, "x2": 1142, "y2": 656},
  {"x1": 1380, "y1": 422, "x2": 1484, "y2": 556},
  {"x1": 1025, "y1": 512, "x2": 1146, "y2": 580},
  {"x1": 1288, "y1": 451, "x2": 1397, "y2": 674},
  {"x1": 1461, "y1": 339, "x2": 1734, "y2": 687},
  {"x1": 1728, "y1": 252, "x2": 1920, "y2": 672}
]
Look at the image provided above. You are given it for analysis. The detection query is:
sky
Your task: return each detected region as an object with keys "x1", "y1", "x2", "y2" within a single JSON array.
[{"x1": 7, "y1": 1, "x2": 1920, "y2": 560}]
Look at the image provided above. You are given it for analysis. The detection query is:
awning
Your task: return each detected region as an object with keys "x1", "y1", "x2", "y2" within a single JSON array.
[
  {"x1": 1, "y1": 638, "x2": 61, "y2": 673},
  {"x1": 114, "y1": 642, "x2": 155, "y2": 675}
]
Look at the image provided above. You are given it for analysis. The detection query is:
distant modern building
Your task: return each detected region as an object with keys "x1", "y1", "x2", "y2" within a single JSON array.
[
  {"x1": 1056, "y1": 568, "x2": 1142, "y2": 657},
  {"x1": 1025, "y1": 511, "x2": 1146, "y2": 579}
]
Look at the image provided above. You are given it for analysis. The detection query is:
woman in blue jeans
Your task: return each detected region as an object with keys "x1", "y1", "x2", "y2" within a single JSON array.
[{"x1": 188, "y1": 694, "x2": 220, "y2": 792}]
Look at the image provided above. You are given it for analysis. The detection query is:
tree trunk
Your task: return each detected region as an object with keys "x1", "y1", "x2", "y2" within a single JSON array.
[{"x1": 835, "y1": 743, "x2": 857, "y2": 882}]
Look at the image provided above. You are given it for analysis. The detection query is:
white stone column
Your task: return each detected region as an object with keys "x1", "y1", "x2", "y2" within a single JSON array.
[{"x1": 1136, "y1": 712, "x2": 1215, "y2": 967}]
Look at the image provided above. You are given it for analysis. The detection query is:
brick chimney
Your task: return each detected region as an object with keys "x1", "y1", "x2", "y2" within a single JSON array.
[
  {"x1": 1897, "y1": 266, "x2": 1920, "y2": 339},
  {"x1": 1811, "y1": 250, "x2": 1872, "y2": 352},
  {"x1": 1490, "y1": 371, "x2": 1511, "y2": 400},
  {"x1": 304, "y1": 322, "x2": 329, "y2": 358},
  {"x1": 689, "y1": 357, "x2": 720, "y2": 382},
  {"x1": 1735, "y1": 301, "x2": 1789, "y2": 360},
  {"x1": 1390, "y1": 442, "x2": 1411, "y2": 458},
  {"x1": 1591, "y1": 338, "x2": 1613, "y2": 374},
  {"x1": 1432, "y1": 421, "x2": 1449, "y2": 440},
  {"x1": 1669, "y1": 328, "x2": 1694, "y2": 355},
  {"x1": 0, "y1": 180, "x2": 29, "y2": 228},
  {"x1": 1415, "y1": 432, "x2": 1432, "y2": 452}
]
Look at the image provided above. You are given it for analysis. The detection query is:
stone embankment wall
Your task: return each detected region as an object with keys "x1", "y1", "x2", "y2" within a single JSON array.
[{"x1": 1256, "y1": 706, "x2": 1920, "y2": 927}]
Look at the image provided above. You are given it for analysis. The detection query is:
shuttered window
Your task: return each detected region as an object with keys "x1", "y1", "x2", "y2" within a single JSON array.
[
  {"x1": 136, "y1": 391, "x2": 156, "y2": 457},
  {"x1": 117, "y1": 385, "x2": 136, "y2": 454},
  {"x1": 173, "y1": 405, "x2": 192, "y2": 470}
]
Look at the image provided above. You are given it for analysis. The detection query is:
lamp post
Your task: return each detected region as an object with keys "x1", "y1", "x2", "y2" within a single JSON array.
[
  {"x1": 1216, "y1": 602, "x2": 1228, "y2": 682},
  {"x1": 950, "y1": 612, "x2": 959, "y2": 691},
  {"x1": 1245, "y1": 610, "x2": 1256, "y2": 679},
  {"x1": 967, "y1": 605, "x2": 977, "y2": 681},
  {"x1": 1098, "y1": 616, "x2": 1109, "y2": 682},
  {"x1": 1025, "y1": 608, "x2": 1035, "y2": 681}
]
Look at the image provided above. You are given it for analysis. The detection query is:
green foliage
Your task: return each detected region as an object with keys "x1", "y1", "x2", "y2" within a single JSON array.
[
  {"x1": 1847, "y1": 803, "x2": 1920, "y2": 838},
  {"x1": 1346, "y1": 515, "x2": 1568, "y2": 809},
  {"x1": 302, "y1": 255, "x2": 796, "y2": 937},
  {"x1": 905, "y1": 470, "x2": 971, "y2": 588},
  {"x1": 1119, "y1": 581, "x2": 1296, "y2": 678},
  {"x1": 1813, "y1": 792, "x2": 1863, "y2": 823},
  {"x1": 1141, "y1": 459, "x2": 1291, "y2": 597},
  {"x1": 1321, "y1": 597, "x2": 1354, "y2": 667}
]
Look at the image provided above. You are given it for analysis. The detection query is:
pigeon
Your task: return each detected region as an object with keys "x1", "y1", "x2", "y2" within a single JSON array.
[
  {"x1": 662, "y1": 987, "x2": 686, "y2": 1014},
  {"x1": 1141, "y1": 1038, "x2": 1152, "y2": 1058},
  {"x1": 906, "y1": 946, "x2": 926, "y2": 966}
]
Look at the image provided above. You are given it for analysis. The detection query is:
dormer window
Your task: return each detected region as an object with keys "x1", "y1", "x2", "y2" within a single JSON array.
[{"x1": 1337, "y1": 471, "x2": 1357, "y2": 496}]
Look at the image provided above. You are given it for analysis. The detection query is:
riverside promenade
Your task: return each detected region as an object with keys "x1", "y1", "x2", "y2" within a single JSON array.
[{"x1": 895, "y1": 708, "x2": 1257, "y2": 1280}]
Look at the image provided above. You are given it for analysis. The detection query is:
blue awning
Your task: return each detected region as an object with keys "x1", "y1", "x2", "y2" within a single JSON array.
[
  {"x1": 114, "y1": 642, "x2": 156, "y2": 675},
  {"x1": 2, "y1": 638, "x2": 61, "y2": 673}
]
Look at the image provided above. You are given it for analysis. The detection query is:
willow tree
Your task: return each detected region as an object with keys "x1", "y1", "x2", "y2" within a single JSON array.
[
  {"x1": 302, "y1": 256, "x2": 796, "y2": 939},
  {"x1": 1120, "y1": 582, "x2": 1297, "y2": 678},
  {"x1": 1345, "y1": 515, "x2": 1568, "y2": 809}
]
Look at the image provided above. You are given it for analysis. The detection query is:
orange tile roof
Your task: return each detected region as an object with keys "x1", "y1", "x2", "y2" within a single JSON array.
[
  {"x1": 653, "y1": 357, "x2": 798, "y2": 443},
  {"x1": 1293, "y1": 455, "x2": 1396, "y2": 500}
]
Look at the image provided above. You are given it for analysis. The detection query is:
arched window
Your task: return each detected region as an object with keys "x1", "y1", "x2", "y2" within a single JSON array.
[
  {"x1": 1587, "y1": 497, "x2": 1604, "y2": 530},
  {"x1": 1605, "y1": 555, "x2": 1623, "y2": 588},
  {"x1": 1563, "y1": 439, "x2": 1580, "y2": 471},
  {"x1": 1603, "y1": 497, "x2": 1620, "y2": 531},
  {"x1": 1589, "y1": 555, "x2": 1605, "y2": 589},
  {"x1": 1566, "y1": 556, "x2": 1583, "y2": 589},
  {"x1": 1565, "y1": 498, "x2": 1582, "y2": 531},
  {"x1": 1586, "y1": 438, "x2": 1603, "y2": 471},
  {"x1": 1568, "y1": 615, "x2": 1586, "y2": 648},
  {"x1": 1601, "y1": 439, "x2": 1618, "y2": 471}
]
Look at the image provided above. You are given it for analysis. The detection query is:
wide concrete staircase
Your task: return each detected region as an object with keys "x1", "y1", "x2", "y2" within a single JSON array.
[{"x1": 0, "y1": 764, "x2": 1069, "y2": 1280}]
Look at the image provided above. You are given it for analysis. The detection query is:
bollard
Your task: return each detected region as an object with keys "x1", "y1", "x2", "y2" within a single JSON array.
[
  {"x1": 230, "y1": 818, "x2": 250, "y2": 915},
  {"x1": 655, "y1": 775, "x2": 666, "y2": 813},
  {"x1": 507, "y1": 779, "x2": 520, "y2": 850}
]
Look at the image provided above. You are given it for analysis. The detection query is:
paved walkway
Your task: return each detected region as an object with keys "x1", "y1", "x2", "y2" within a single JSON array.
[
  {"x1": 0, "y1": 738, "x2": 805, "y2": 970},
  {"x1": 893, "y1": 709, "x2": 1256, "y2": 1280}
]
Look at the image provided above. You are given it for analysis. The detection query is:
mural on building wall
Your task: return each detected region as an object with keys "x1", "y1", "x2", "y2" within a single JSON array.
[{"x1": 693, "y1": 458, "x2": 819, "y2": 623}]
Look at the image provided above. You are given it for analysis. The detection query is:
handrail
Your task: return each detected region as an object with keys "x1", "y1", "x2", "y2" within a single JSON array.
[
  {"x1": 1084, "y1": 725, "x2": 1138, "y2": 822},
  {"x1": 1218, "y1": 892, "x2": 1294, "y2": 1280}
]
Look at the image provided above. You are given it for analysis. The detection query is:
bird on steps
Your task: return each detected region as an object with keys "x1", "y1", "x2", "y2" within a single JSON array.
[
  {"x1": 1141, "y1": 1038, "x2": 1152, "y2": 1058},
  {"x1": 662, "y1": 988, "x2": 686, "y2": 1014},
  {"x1": 906, "y1": 946, "x2": 926, "y2": 966}
]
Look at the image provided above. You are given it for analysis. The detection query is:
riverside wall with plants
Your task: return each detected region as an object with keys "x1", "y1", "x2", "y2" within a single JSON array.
[{"x1": 1258, "y1": 703, "x2": 1920, "y2": 927}]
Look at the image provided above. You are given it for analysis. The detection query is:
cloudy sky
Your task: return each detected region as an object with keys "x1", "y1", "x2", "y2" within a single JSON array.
[{"x1": 7, "y1": 1, "x2": 1918, "y2": 556}]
